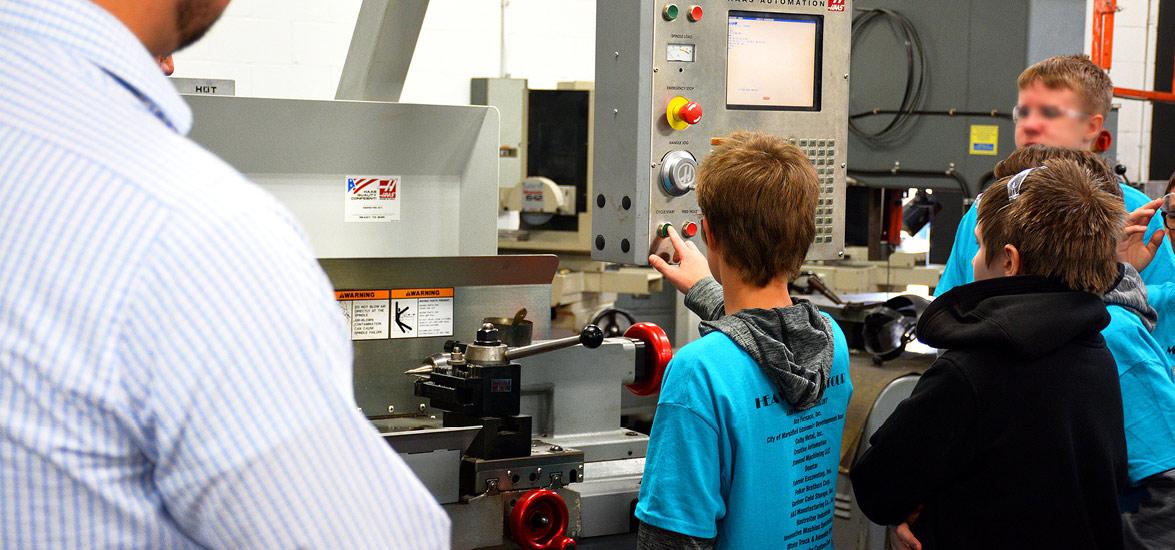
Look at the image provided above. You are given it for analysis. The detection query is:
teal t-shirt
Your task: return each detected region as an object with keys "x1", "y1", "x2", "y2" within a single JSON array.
[
  {"x1": 636, "y1": 313, "x2": 853, "y2": 549},
  {"x1": 1103, "y1": 305, "x2": 1175, "y2": 483},
  {"x1": 937, "y1": 184, "x2": 1175, "y2": 363}
]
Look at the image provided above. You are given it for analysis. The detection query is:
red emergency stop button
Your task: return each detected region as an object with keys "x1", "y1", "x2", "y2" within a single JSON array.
[
  {"x1": 688, "y1": 5, "x2": 703, "y2": 22},
  {"x1": 682, "y1": 221, "x2": 698, "y2": 238},
  {"x1": 666, "y1": 96, "x2": 703, "y2": 130}
]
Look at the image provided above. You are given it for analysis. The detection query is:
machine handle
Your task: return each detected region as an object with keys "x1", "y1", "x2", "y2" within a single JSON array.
[
  {"x1": 509, "y1": 489, "x2": 575, "y2": 550},
  {"x1": 624, "y1": 322, "x2": 673, "y2": 396},
  {"x1": 505, "y1": 325, "x2": 604, "y2": 361}
]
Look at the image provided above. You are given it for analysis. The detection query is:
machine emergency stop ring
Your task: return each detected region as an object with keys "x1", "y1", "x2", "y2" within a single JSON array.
[
  {"x1": 508, "y1": 489, "x2": 575, "y2": 550},
  {"x1": 624, "y1": 322, "x2": 673, "y2": 396}
]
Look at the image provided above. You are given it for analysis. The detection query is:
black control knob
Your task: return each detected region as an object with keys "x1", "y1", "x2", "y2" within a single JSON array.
[{"x1": 579, "y1": 325, "x2": 605, "y2": 349}]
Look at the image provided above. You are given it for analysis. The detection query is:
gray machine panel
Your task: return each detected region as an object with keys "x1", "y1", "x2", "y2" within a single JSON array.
[
  {"x1": 185, "y1": 96, "x2": 500, "y2": 259},
  {"x1": 592, "y1": 0, "x2": 851, "y2": 265}
]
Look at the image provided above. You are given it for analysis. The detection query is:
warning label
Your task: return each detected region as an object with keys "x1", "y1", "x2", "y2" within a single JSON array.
[
  {"x1": 391, "y1": 288, "x2": 454, "y2": 339},
  {"x1": 345, "y1": 175, "x2": 401, "y2": 222},
  {"x1": 969, "y1": 125, "x2": 999, "y2": 156},
  {"x1": 336, "y1": 288, "x2": 453, "y2": 340},
  {"x1": 336, "y1": 290, "x2": 390, "y2": 340}
]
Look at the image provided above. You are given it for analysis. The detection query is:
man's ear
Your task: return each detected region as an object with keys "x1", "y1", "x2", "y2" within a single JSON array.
[
  {"x1": 1002, "y1": 244, "x2": 1022, "y2": 276},
  {"x1": 1086, "y1": 113, "x2": 1106, "y2": 143}
]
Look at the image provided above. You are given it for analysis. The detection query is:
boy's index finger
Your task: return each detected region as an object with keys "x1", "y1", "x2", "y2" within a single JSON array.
[{"x1": 665, "y1": 224, "x2": 687, "y2": 251}]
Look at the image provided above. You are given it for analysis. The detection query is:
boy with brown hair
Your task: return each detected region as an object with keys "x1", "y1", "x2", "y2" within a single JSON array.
[
  {"x1": 635, "y1": 132, "x2": 853, "y2": 549},
  {"x1": 850, "y1": 158, "x2": 1129, "y2": 550}
]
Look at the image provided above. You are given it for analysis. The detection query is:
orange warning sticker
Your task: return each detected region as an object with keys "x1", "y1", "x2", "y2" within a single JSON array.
[
  {"x1": 391, "y1": 288, "x2": 454, "y2": 299},
  {"x1": 335, "y1": 290, "x2": 390, "y2": 301}
]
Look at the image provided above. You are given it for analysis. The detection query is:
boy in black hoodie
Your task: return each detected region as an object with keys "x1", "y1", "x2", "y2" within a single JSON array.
[
  {"x1": 636, "y1": 132, "x2": 853, "y2": 549},
  {"x1": 850, "y1": 159, "x2": 1129, "y2": 549}
]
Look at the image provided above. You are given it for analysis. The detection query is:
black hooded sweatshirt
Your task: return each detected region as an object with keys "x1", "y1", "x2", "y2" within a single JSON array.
[{"x1": 850, "y1": 276, "x2": 1128, "y2": 550}]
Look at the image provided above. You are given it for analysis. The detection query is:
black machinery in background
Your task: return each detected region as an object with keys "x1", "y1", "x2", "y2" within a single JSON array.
[{"x1": 845, "y1": 0, "x2": 1104, "y2": 264}]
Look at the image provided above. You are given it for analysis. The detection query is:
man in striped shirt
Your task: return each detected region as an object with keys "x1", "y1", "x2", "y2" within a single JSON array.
[{"x1": 0, "y1": 0, "x2": 449, "y2": 547}]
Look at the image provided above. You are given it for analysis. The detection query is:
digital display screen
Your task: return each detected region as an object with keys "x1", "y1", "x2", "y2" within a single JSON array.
[{"x1": 727, "y1": 11, "x2": 823, "y2": 111}]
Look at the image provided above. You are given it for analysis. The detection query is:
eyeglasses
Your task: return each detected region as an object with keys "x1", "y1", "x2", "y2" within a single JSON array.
[
  {"x1": 1006, "y1": 167, "x2": 1039, "y2": 201},
  {"x1": 1161, "y1": 194, "x2": 1175, "y2": 231},
  {"x1": 1011, "y1": 104, "x2": 1090, "y2": 123}
]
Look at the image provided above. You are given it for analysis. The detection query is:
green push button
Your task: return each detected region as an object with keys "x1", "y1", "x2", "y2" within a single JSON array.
[{"x1": 662, "y1": 4, "x2": 679, "y2": 21}]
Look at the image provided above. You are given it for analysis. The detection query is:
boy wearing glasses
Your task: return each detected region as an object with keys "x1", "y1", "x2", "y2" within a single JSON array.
[
  {"x1": 935, "y1": 55, "x2": 1175, "y2": 361},
  {"x1": 635, "y1": 132, "x2": 853, "y2": 549},
  {"x1": 851, "y1": 159, "x2": 1129, "y2": 550}
]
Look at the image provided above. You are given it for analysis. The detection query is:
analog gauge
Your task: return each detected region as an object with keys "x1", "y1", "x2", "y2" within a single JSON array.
[{"x1": 667, "y1": 43, "x2": 695, "y2": 62}]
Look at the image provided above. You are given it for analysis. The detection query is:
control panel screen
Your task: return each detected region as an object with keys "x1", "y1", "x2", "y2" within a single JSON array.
[{"x1": 726, "y1": 11, "x2": 823, "y2": 111}]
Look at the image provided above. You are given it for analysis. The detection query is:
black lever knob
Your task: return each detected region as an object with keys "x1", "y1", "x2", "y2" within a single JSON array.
[{"x1": 580, "y1": 325, "x2": 604, "y2": 349}]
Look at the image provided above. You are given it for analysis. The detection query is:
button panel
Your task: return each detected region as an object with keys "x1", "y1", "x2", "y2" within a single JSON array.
[{"x1": 791, "y1": 137, "x2": 838, "y2": 245}]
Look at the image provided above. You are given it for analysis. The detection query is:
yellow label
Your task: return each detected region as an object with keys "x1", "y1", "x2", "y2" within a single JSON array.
[{"x1": 969, "y1": 125, "x2": 999, "y2": 156}]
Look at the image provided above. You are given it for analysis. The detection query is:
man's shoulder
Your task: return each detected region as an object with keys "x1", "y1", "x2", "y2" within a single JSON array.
[{"x1": 0, "y1": 32, "x2": 284, "y2": 231}]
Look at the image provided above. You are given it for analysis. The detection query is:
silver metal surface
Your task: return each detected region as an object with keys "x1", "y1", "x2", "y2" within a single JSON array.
[
  {"x1": 539, "y1": 431, "x2": 649, "y2": 465},
  {"x1": 317, "y1": 256, "x2": 557, "y2": 417},
  {"x1": 382, "y1": 425, "x2": 481, "y2": 455},
  {"x1": 592, "y1": 0, "x2": 852, "y2": 265},
  {"x1": 171, "y1": 78, "x2": 234, "y2": 96},
  {"x1": 658, "y1": 150, "x2": 697, "y2": 196},
  {"x1": 399, "y1": 448, "x2": 464, "y2": 505},
  {"x1": 335, "y1": 0, "x2": 430, "y2": 102},
  {"x1": 185, "y1": 96, "x2": 499, "y2": 258},
  {"x1": 516, "y1": 338, "x2": 641, "y2": 456},
  {"x1": 506, "y1": 333, "x2": 591, "y2": 361},
  {"x1": 469, "y1": 448, "x2": 585, "y2": 494},
  {"x1": 569, "y1": 458, "x2": 645, "y2": 538}
]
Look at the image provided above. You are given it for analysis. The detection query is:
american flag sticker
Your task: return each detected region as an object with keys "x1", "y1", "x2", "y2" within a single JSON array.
[{"x1": 345, "y1": 175, "x2": 401, "y2": 223}]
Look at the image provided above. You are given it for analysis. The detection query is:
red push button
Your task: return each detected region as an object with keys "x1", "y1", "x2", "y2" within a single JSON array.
[
  {"x1": 681, "y1": 221, "x2": 698, "y2": 238},
  {"x1": 679, "y1": 102, "x2": 703, "y2": 125},
  {"x1": 666, "y1": 96, "x2": 703, "y2": 130},
  {"x1": 688, "y1": 5, "x2": 703, "y2": 22}
]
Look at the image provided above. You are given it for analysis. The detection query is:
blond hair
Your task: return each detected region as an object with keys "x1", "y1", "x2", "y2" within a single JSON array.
[
  {"x1": 977, "y1": 158, "x2": 1123, "y2": 294},
  {"x1": 1018, "y1": 55, "x2": 1113, "y2": 117},
  {"x1": 696, "y1": 132, "x2": 818, "y2": 287}
]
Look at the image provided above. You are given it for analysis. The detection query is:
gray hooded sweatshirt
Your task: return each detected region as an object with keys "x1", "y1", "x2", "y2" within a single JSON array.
[{"x1": 684, "y1": 276, "x2": 835, "y2": 410}]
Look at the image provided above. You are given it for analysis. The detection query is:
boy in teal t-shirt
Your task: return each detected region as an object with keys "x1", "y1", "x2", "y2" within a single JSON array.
[{"x1": 639, "y1": 132, "x2": 853, "y2": 549}]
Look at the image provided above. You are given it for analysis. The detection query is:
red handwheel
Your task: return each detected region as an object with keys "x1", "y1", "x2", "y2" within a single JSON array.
[
  {"x1": 509, "y1": 489, "x2": 575, "y2": 550},
  {"x1": 624, "y1": 322, "x2": 672, "y2": 396}
]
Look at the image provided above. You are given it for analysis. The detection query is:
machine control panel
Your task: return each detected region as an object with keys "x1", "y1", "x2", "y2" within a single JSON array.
[{"x1": 592, "y1": 0, "x2": 850, "y2": 265}]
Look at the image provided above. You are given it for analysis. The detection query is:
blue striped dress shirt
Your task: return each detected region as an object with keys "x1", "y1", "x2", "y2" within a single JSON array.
[{"x1": 0, "y1": 0, "x2": 450, "y2": 547}]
